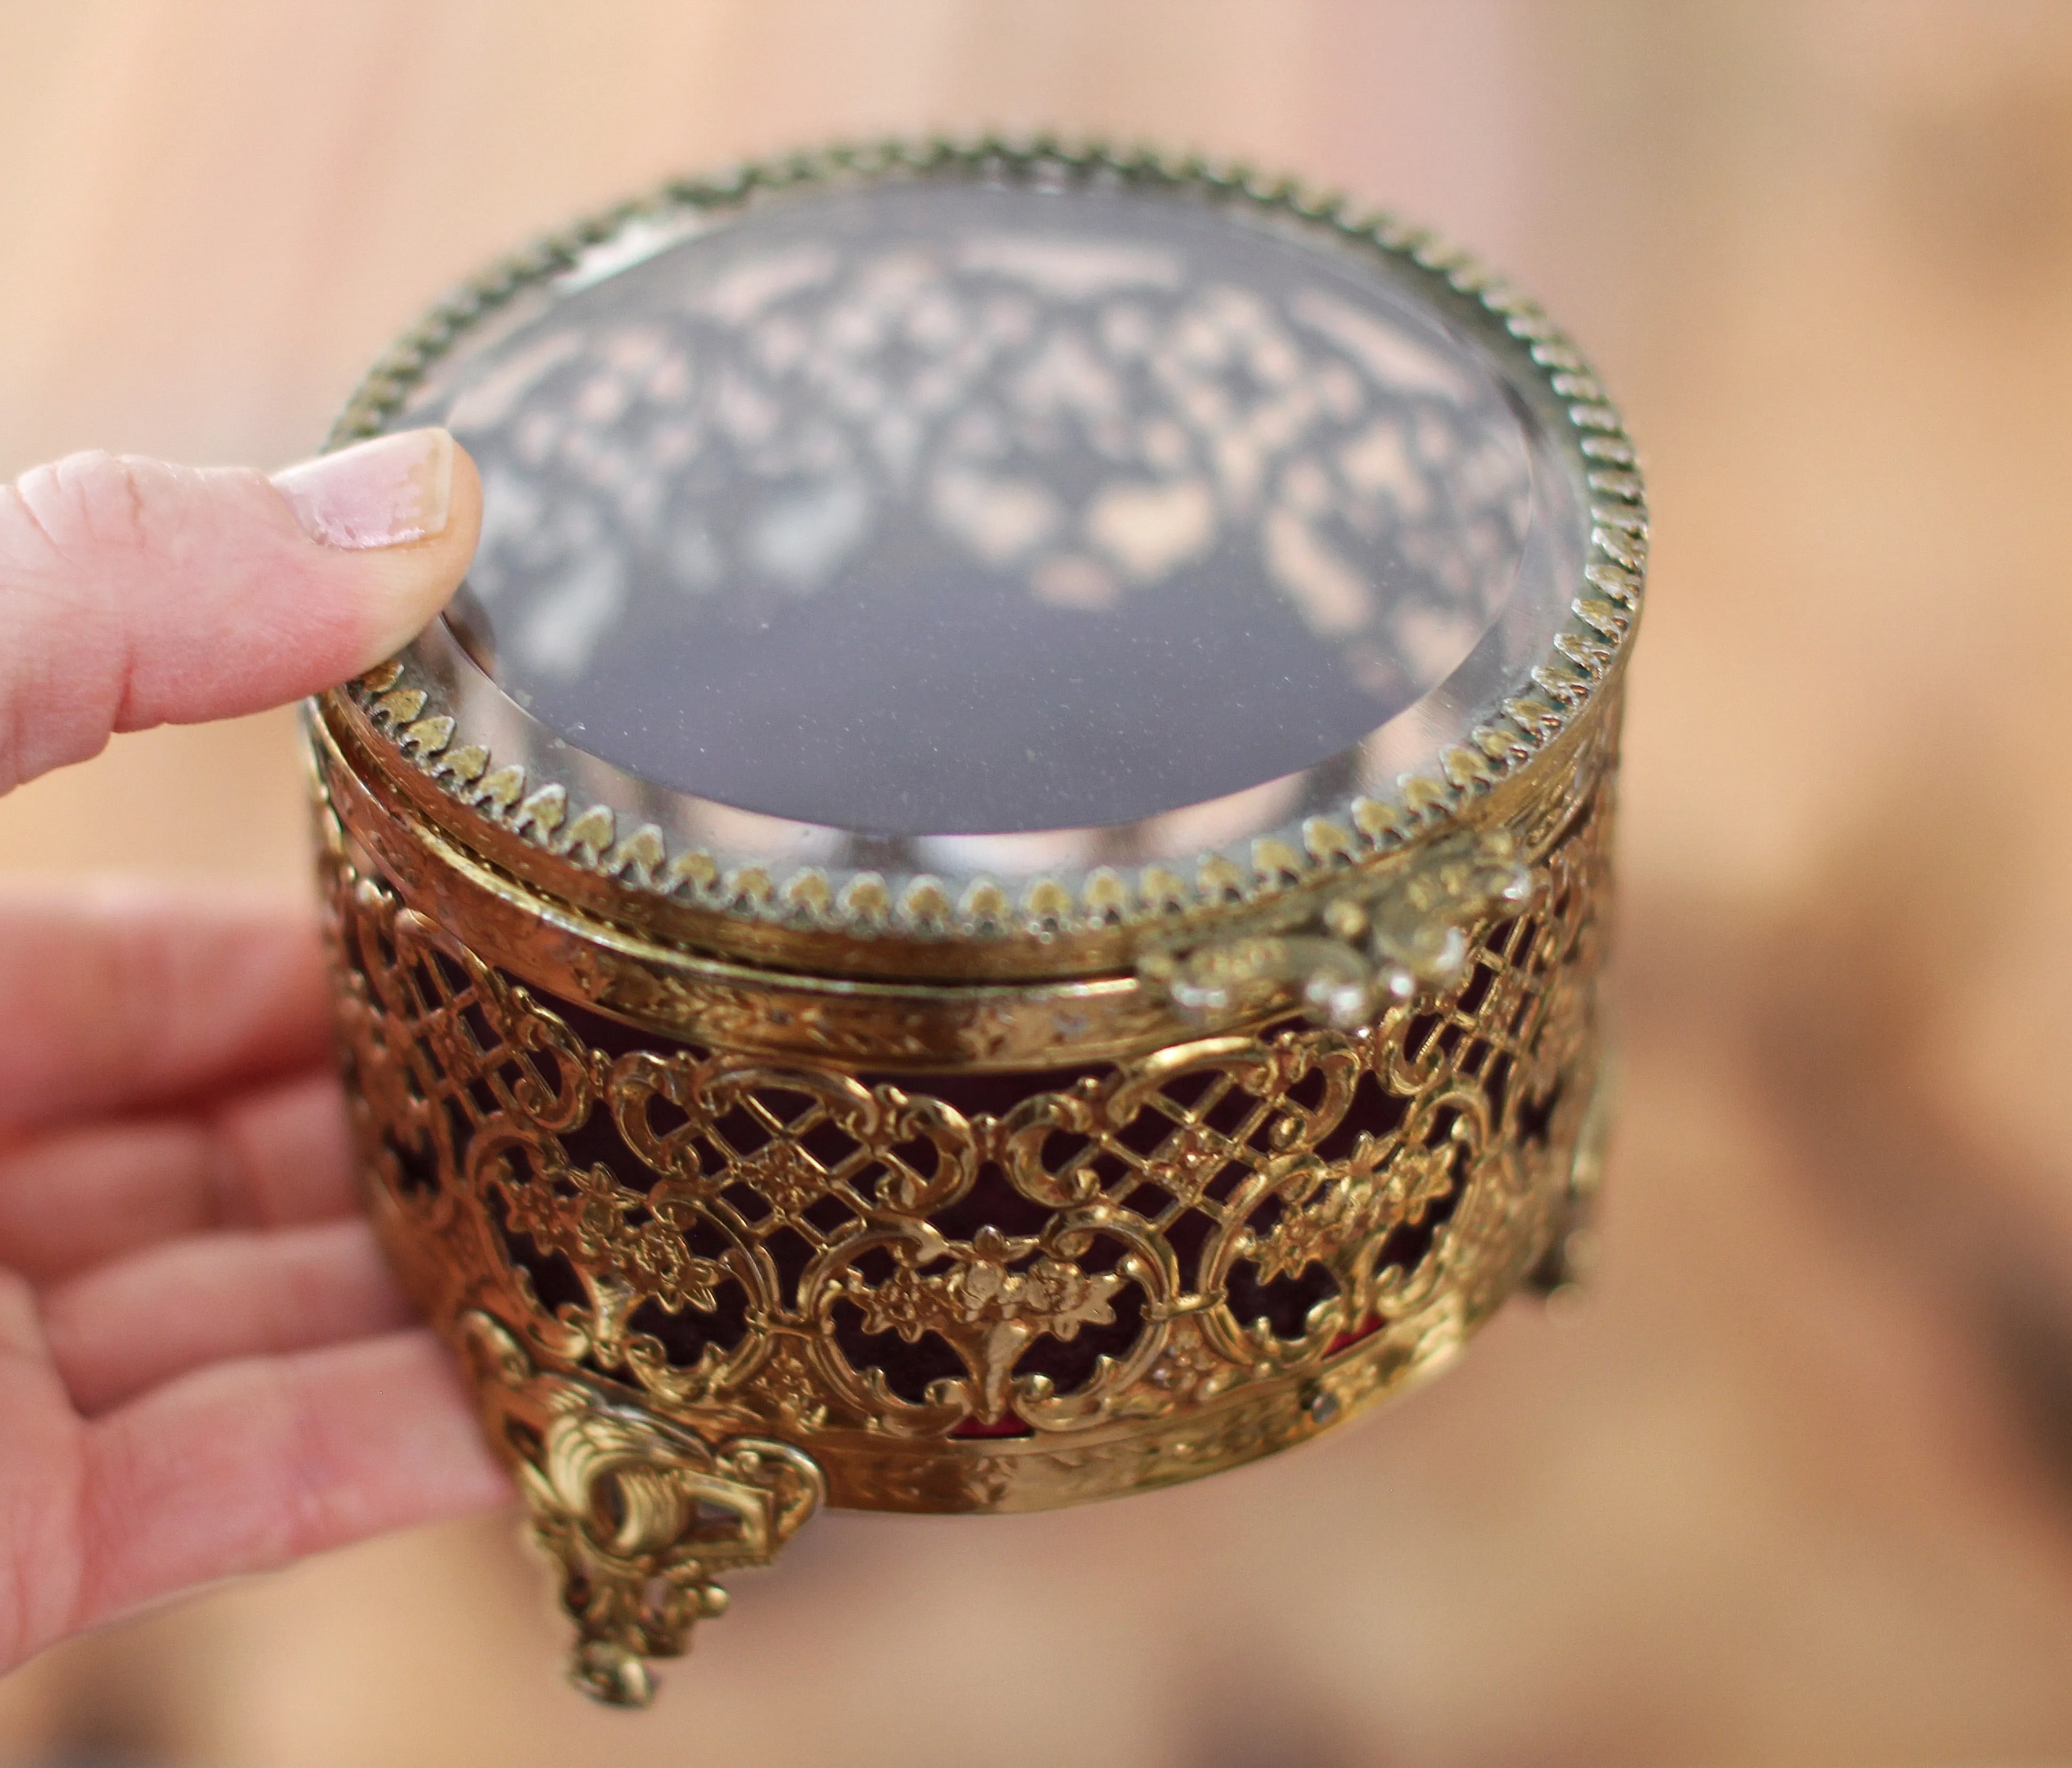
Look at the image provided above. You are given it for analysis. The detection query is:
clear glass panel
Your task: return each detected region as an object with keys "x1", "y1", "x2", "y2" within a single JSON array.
[{"x1": 415, "y1": 179, "x2": 1539, "y2": 837}]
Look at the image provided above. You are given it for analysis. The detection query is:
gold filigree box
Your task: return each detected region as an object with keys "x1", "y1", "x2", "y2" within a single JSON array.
[{"x1": 306, "y1": 140, "x2": 1644, "y2": 1706}]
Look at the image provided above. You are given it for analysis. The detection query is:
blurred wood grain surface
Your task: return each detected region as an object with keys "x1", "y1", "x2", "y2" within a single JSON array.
[{"x1": 6, "y1": 3, "x2": 2072, "y2": 1763}]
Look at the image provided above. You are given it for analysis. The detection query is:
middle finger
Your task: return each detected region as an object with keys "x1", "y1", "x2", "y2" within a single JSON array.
[
  {"x1": 0, "y1": 1069, "x2": 358, "y2": 1285},
  {"x1": 41, "y1": 1216, "x2": 417, "y2": 1416}
]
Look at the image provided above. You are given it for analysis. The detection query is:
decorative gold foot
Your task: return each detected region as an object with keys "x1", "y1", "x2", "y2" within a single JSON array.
[{"x1": 459, "y1": 1312, "x2": 825, "y2": 1706}]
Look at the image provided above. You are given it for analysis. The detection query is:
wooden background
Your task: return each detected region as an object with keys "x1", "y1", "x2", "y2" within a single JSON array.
[{"x1": 4, "y1": 3, "x2": 2072, "y2": 1762}]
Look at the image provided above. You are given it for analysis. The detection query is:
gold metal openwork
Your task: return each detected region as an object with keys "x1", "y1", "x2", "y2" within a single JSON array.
[{"x1": 318, "y1": 732, "x2": 1613, "y2": 1699}]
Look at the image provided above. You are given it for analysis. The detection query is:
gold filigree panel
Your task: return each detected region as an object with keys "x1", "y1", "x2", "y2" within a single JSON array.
[{"x1": 322, "y1": 770, "x2": 1610, "y2": 1516}]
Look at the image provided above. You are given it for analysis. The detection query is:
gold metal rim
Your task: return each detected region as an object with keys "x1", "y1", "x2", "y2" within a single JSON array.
[
  {"x1": 321, "y1": 134, "x2": 1646, "y2": 980},
  {"x1": 314, "y1": 679, "x2": 1621, "y2": 1063}
]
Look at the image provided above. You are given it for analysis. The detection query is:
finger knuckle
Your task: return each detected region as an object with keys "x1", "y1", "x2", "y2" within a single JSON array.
[{"x1": 21, "y1": 452, "x2": 154, "y2": 555}]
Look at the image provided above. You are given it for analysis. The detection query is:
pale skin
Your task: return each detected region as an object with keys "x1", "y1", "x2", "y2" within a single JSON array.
[{"x1": 0, "y1": 436, "x2": 512, "y2": 1676}]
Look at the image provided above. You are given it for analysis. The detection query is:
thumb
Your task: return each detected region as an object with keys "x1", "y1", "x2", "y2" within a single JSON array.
[{"x1": 0, "y1": 430, "x2": 482, "y2": 795}]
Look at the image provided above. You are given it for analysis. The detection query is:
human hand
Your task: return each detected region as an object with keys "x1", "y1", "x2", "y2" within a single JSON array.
[{"x1": 0, "y1": 433, "x2": 510, "y2": 1675}]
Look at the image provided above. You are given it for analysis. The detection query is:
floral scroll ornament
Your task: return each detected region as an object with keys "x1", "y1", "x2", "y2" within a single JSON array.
[{"x1": 842, "y1": 1223, "x2": 1131, "y2": 1425}]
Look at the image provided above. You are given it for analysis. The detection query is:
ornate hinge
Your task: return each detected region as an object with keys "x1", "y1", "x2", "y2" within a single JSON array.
[
  {"x1": 1139, "y1": 830, "x2": 1540, "y2": 1029},
  {"x1": 460, "y1": 1312, "x2": 824, "y2": 1707}
]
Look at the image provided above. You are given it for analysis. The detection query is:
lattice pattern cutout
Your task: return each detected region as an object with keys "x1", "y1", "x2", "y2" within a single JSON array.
[{"x1": 328, "y1": 788, "x2": 1605, "y2": 1446}]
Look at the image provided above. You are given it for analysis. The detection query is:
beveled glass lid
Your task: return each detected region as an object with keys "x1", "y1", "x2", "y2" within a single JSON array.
[{"x1": 331, "y1": 141, "x2": 1643, "y2": 973}]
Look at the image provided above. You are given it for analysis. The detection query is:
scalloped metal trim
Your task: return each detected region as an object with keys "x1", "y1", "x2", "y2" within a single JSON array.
[{"x1": 331, "y1": 135, "x2": 1645, "y2": 947}]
